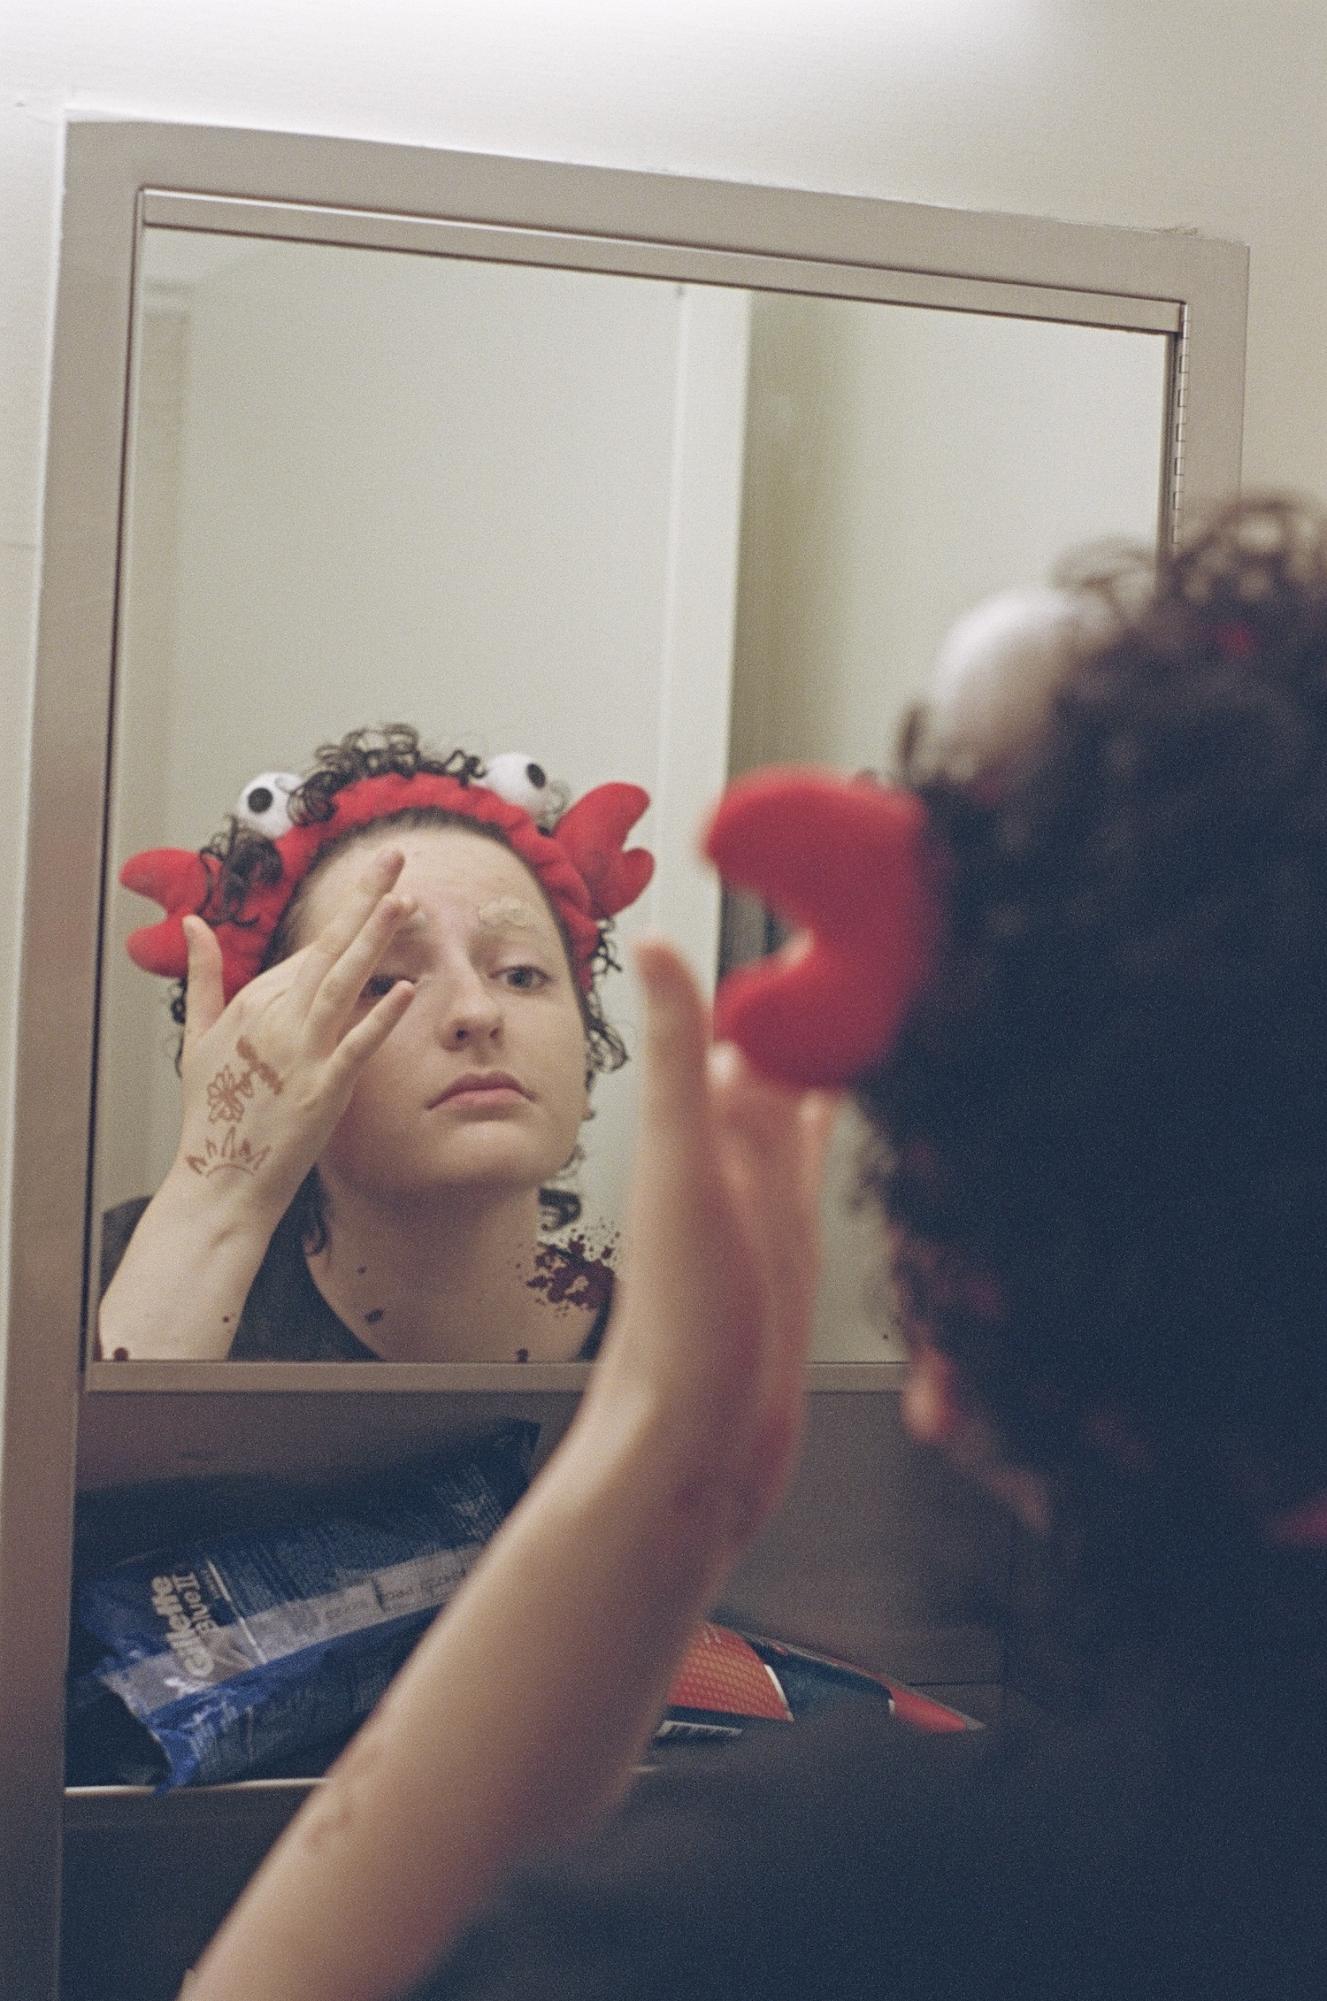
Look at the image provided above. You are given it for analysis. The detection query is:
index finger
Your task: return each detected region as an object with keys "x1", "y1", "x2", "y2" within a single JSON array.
[
  {"x1": 709, "y1": 1043, "x2": 837, "y2": 1187},
  {"x1": 615, "y1": 938, "x2": 719, "y2": 1263},
  {"x1": 630, "y1": 936, "x2": 713, "y2": 1145},
  {"x1": 709, "y1": 1047, "x2": 829, "y2": 1321},
  {"x1": 287, "y1": 846, "x2": 407, "y2": 1010}
]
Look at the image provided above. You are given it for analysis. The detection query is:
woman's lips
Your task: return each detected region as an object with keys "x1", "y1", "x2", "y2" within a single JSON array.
[{"x1": 430, "y1": 1073, "x2": 531, "y2": 1108}]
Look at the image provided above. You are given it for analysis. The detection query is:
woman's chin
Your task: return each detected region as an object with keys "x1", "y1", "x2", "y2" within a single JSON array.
[
  {"x1": 379, "y1": 1155, "x2": 567, "y2": 1206},
  {"x1": 324, "y1": 1126, "x2": 578, "y2": 1208}
]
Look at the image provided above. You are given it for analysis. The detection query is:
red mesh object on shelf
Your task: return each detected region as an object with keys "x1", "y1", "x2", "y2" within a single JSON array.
[{"x1": 660, "y1": 1621, "x2": 977, "y2": 1744}]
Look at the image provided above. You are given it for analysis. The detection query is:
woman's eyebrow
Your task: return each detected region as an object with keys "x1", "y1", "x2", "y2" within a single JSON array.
[{"x1": 475, "y1": 897, "x2": 541, "y2": 933}]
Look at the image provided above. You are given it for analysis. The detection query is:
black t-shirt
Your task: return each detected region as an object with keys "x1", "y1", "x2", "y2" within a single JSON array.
[
  {"x1": 408, "y1": 1645, "x2": 1327, "y2": 2000},
  {"x1": 100, "y1": 1199, "x2": 612, "y2": 1363}
]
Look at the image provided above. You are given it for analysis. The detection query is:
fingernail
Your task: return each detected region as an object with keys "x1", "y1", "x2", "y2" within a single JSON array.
[{"x1": 365, "y1": 850, "x2": 400, "y2": 886}]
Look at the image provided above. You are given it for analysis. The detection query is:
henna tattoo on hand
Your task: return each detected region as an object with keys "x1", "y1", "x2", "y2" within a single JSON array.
[
  {"x1": 196, "y1": 1036, "x2": 285, "y2": 1183},
  {"x1": 186, "y1": 1128, "x2": 272, "y2": 1178},
  {"x1": 188, "y1": 1021, "x2": 291, "y2": 1187},
  {"x1": 205, "y1": 1064, "x2": 255, "y2": 1123},
  {"x1": 203, "y1": 1040, "x2": 283, "y2": 1131},
  {"x1": 236, "y1": 1035, "x2": 284, "y2": 1096}
]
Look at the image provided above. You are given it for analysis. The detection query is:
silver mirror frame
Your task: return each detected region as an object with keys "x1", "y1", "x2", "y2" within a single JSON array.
[
  {"x1": 43, "y1": 121, "x2": 1246, "y2": 1394},
  {"x1": 0, "y1": 116, "x2": 1246, "y2": 1994}
]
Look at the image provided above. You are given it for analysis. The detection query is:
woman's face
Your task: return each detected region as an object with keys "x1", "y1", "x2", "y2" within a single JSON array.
[{"x1": 296, "y1": 827, "x2": 591, "y2": 1206}]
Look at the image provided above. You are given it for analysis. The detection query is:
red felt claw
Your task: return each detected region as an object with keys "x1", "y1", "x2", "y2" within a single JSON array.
[
  {"x1": 555, "y1": 783, "x2": 655, "y2": 918},
  {"x1": 120, "y1": 848, "x2": 215, "y2": 980},
  {"x1": 704, "y1": 769, "x2": 941, "y2": 1087}
]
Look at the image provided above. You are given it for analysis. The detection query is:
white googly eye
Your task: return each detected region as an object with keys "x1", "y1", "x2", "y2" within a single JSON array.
[
  {"x1": 483, "y1": 752, "x2": 558, "y2": 817},
  {"x1": 233, "y1": 771, "x2": 301, "y2": 839}
]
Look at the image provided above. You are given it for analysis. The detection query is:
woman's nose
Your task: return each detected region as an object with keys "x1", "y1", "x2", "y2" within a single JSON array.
[{"x1": 435, "y1": 971, "x2": 503, "y2": 1048}]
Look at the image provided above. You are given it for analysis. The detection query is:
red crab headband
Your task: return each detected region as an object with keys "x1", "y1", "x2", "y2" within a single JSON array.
[{"x1": 121, "y1": 763, "x2": 654, "y2": 1000}]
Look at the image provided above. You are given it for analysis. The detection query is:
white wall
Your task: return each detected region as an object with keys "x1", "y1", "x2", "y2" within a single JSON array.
[
  {"x1": 5, "y1": 0, "x2": 1327, "y2": 1372},
  {"x1": 730, "y1": 296, "x2": 1168, "y2": 780},
  {"x1": 729, "y1": 294, "x2": 1169, "y2": 1359}
]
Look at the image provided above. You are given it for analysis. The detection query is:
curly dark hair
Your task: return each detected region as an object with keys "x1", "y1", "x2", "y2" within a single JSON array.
[
  {"x1": 170, "y1": 725, "x2": 628, "y2": 1247},
  {"x1": 856, "y1": 498, "x2": 1327, "y2": 1603}
]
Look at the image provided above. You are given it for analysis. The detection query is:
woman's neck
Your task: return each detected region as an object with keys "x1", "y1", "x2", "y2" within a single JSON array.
[{"x1": 305, "y1": 1181, "x2": 598, "y2": 1363}]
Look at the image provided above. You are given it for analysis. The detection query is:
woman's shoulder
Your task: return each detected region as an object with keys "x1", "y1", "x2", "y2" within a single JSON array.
[{"x1": 100, "y1": 1195, "x2": 378, "y2": 1363}]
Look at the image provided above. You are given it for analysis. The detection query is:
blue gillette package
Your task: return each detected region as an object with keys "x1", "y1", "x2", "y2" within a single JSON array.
[{"x1": 67, "y1": 1423, "x2": 536, "y2": 1790}]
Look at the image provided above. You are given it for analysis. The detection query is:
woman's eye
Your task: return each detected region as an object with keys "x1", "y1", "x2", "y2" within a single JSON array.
[
  {"x1": 361, "y1": 973, "x2": 407, "y2": 1002},
  {"x1": 499, "y1": 965, "x2": 549, "y2": 992}
]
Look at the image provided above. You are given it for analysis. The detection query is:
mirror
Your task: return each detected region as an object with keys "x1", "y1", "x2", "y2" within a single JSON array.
[
  {"x1": 96, "y1": 231, "x2": 750, "y2": 1366},
  {"x1": 23, "y1": 127, "x2": 1238, "y2": 1386},
  {"x1": 94, "y1": 225, "x2": 1174, "y2": 1366}
]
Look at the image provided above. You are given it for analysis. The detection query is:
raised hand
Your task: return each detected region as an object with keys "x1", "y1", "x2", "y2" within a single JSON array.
[
  {"x1": 578, "y1": 936, "x2": 837, "y2": 1576},
  {"x1": 185, "y1": 937, "x2": 835, "y2": 2000},
  {"x1": 174, "y1": 846, "x2": 418, "y2": 1226},
  {"x1": 97, "y1": 848, "x2": 418, "y2": 1362}
]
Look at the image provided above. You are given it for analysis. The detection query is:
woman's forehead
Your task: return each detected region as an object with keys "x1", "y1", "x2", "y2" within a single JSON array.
[{"x1": 304, "y1": 825, "x2": 558, "y2": 937}]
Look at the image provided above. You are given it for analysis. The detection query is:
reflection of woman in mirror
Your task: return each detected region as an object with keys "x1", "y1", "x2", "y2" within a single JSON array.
[
  {"x1": 99, "y1": 728, "x2": 653, "y2": 1363},
  {"x1": 190, "y1": 501, "x2": 1327, "y2": 2001}
]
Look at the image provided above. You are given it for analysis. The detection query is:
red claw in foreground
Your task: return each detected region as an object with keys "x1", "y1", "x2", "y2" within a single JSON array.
[{"x1": 704, "y1": 768, "x2": 941, "y2": 1088}]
